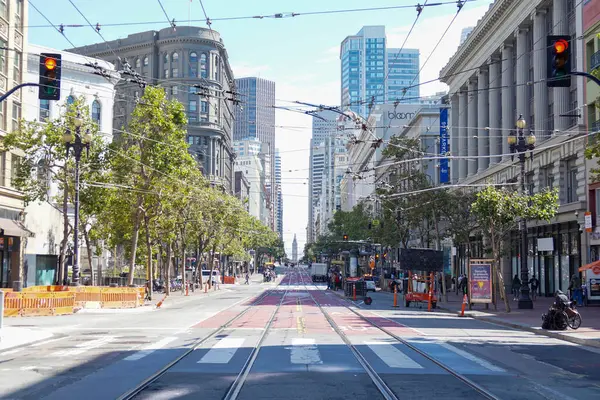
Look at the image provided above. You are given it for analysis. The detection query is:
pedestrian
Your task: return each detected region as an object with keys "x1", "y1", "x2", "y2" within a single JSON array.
[
  {"x1": 512, "y1": 274, "x2": 521, "y2": 301},
  {"x1": 335, "y1": 273, "x2": 341, "y2": 291},
  {"x1": 529, "y1": 275, "x2": 539, "y2": 301},
  {"x1": 245, "y1": 272, "x2": 250, "y2": 285},
  {"x1": 569, "y1": 273, "x2": 582, "y2": 306}
]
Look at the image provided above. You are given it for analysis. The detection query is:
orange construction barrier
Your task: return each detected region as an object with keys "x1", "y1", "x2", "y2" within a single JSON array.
[
  {"x1": 392, "y1": 285, "x2": 399, "y2": 308},
  {"x1": 156, "y1": 294, "x2": 168, "y2": 308},
  {"x1": 460, "y1": 294, "x2": 468, "y2": 317},
  {"x1": 223, "y1": 276, "x2": 235, "y2": 284}
]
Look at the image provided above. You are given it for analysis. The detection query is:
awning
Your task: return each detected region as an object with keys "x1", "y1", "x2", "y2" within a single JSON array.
[
  {"x1": 579, "y1": 260, "x2": 600, "y2": 273},
  {"x1": 0, "y1": 218, "x2": 35, "y2": 238}
]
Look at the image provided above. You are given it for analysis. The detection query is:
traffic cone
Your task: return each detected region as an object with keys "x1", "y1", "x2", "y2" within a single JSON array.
[
  {"x1": 459, "y1": 294, "x2": 468, "y2": 317},
  {"x1": 392, "y1": 285, "x2": 399, "y2": 308},
  {"x1": 156, "y1": 294, "x2": 168, "y2": 309}
]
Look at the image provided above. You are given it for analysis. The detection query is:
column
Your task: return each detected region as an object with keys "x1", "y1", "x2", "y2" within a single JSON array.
[
  {"x1": 477, "y1": 68, "x2": 489, "y2": 173},
  {"x1": 501, "y1": 43, "x2": 515, "y2": 160},
  {"x1": 458, "y1": 89, "x2": 468, "y2": 180},
  {"x1": 450, "y1": 94, "x2": 460, "y2": 183},
  {"x1": 553, "y1": 0, "x2": 569, "y2": 132},
  {"x1": 532, "y1": 9, "x2": 549, "y2": 138},
  {"x1": 516, "y1": 27, "x2": 531, "y2": 127},
  {"x1": 468, "y1": 78, "x2": 478, "y2": 176},
  {"x1": 488, "y1": 55, "x2": 501, "y2": 165}
]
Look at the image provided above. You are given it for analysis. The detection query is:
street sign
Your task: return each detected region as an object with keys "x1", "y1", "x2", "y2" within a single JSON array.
[{"x1": 585, "y1": 212, "x2": 592, "y2": 232}]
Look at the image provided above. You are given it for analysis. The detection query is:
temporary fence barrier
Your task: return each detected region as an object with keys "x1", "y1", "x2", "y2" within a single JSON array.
[
  {"x1": 2, "y1": 291, "x2": 75, "y2": 317},
  {"x1": 223, "y1": 276, "x2": 235, "y2": 284}
]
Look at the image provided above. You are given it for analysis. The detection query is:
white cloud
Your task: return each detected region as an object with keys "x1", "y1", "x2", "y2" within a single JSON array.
[
  {"x1": 387, "y1": 3, "x2": 492, "y2": 96},
  {"x1": 316, "y1": 45, "x2": 340, "y2": 64}
]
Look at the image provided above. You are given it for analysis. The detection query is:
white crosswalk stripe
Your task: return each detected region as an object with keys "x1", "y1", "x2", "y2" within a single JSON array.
[
  {"x1": 290, "y1": 338, "x2": 322, "y2": 364},
  {"x1": 365, "y1": 341, "x2": 423, "y2": 369},
  {"x1": 438, "y1": 342, "x2": 505, "y2": 372},
  {"x1": 198, "y1": 338, "x2": 246, "y2": 364},
  {"x1": 124, "y1": 337, "x2": 178, "y2": 361},
  {"x1": 50, "y1": 336, "x2": 115, "y2": 357}
]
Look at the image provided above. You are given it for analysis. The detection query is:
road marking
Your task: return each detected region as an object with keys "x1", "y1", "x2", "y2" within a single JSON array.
[
  {"x1": 198, "y1": 338, "x2": 245, "y2": 364},
  {"x1": 365, "y1": 341, "x2": 423, "y2": 369},
  {"x1": 438, "y1": 343, "x2": 505, "y2": 372},
  {"x1": 290, "y1": 338, "x2": 322, "y2": 365},
  {"x1": 50, "y1": 336, "x2": 115, "y2": 357},
  {"x1": 0, "y1": 348, "x2": 23, "y2": 356},
  {"x1": 20, "y1": 366, "x2": 52, "y2": 371},
  {"x1": 31, "y1": 337, "x2": 67, "y2": 347},
  {"x1": 296, "y1": 316, "x2": 306, "y2": 334},
  {"x1": 124, "y1": 337, "x2": 178, "y2": 361}
]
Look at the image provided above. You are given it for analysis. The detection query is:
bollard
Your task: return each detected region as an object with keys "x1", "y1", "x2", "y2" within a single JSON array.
[
  {"x1": 0, "y1": 290, "x2": 4, "y2": 331},
  {"x1": 185, "y1": 283, "x2": 189, "y2": 296},
  {"x1": 392, "y1": 285, "x2": 399, "y2": 308},
  {"x1": 353, "y1": 284, "x2": 356, "y2": 301},
  {"x1": 204, "y1": 282, "x2": 208, "y2": 293}
]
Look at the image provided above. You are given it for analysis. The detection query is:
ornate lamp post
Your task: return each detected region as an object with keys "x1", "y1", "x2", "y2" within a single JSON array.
[
  {"x1": 63, "y1": 114, "x2": 92, "y2": 286},
  {"x1": 507, "y1": 114, "x2": 536, "y2": 309}
]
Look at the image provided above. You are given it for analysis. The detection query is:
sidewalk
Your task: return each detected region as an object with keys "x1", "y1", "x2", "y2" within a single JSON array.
[
  {"x1": 0, "y1": 326, "x2": 55, "y2": 352},
  {"x1": 437, "y1": 291, "x2": 600, "y2": 349}
]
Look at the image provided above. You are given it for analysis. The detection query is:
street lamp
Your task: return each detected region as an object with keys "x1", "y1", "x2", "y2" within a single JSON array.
[
  {"x1": 508, "y1": 114, "x2": 536, "y2": 309},
  {"x1": 63, "y1": 114, "x2": 92, "y2": 286}
]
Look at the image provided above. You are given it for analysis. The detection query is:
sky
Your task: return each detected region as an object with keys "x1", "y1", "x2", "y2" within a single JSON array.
[{"x1": 27, "y1": 0, "x2": 495, "y2": 256}]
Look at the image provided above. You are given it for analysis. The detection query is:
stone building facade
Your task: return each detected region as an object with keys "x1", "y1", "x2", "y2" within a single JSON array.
[{"x1": 69, "y1": 26, "x2": 236, "y2": 192}]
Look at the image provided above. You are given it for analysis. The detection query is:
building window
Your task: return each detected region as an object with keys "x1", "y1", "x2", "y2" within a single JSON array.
[
  {"x1": 566, "y1": 159, "x2": 578, "y2": 203},
  {"x1": 0, "y1": 0, "x2": 7, "y2": 20},
  {"x1": 0, "y1": 151, "x2": 5, "y2": 186},
  {"x1": 11, "y1": 154, "x2": 21, "y2": 187},
  {"x1": 171, "y1": 85, "x2": 178, "y2": 96},
  {"x1": 12, "y1": 102, "x2": 20, "y2": 132},
  {"x1": 92, "y1": 100, "x2": 101, "y2": 128},
  {"x1": 201, "y1": 100, "x2": 208, "y2": 114},
  {"x1": 200, "y1": 53, "x2": 207, "y2": 78},
  {"x1": 163, "y1": 53, "x2": 169, "y2": 65},
  {"x1": 143, "y1": 56, "x2": 149, "y2": 66},
  {"x1": 214, "y1": 55, "x2": 219, "y2": 81},
  {"x1": 172, "y1": 67, "x2": 178, "y2": 78},
  {"x1": 189, "y1": 100, "x2": 197, "y2": 122},
  {"x1": 15, "y1": 0, "x2": 22, "y2": 30},
  {"x1": 0, "y1": 101, "x2": 5, "y2": 131},
  {"x1": 13, "y1": 50, "x2": 21, "y2": 85},
  {"x1": 39, "y1": 99, "x2": 50, "y2": 122},
  {"x1": 135, "y1": 58, "x2": 141, "y2": 68},
  {"x1": 172, "y1": 52, "x2": 179, "y2": 62},
  {"x1": 164, "y1": 68, "x2": 169, "y2": 79},
  {"x1": 189, "y1": 52, "x2": 198, "y2": 77},
  {"x1": 0, "y1": 39, "x2": 6, "y2": 75}
]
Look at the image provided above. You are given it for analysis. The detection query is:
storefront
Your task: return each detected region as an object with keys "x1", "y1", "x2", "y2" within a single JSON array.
[
  {"x1": 0, "y1": 218, "x2": 33, "y2": 289},
  {"x1": 509, "y1": 221, "x2": 581, "y2": 297}
]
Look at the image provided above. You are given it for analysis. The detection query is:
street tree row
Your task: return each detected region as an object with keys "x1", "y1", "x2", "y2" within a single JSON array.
[{"x1": 5, "y1": 87, "x2": 282, "y2": 287}]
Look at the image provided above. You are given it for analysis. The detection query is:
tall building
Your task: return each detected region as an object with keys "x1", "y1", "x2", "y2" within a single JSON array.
[
  {"x1": 460, "y1": 27, "x2": 475, "y2": 45},
  {"x1": 275, "y1": 150, "x2": 283, "y2": 238},
  {"x1": 440, "y1": 0, "x2": 585, "y2": 296},
  {"x1": 69, "y1": 26, "x2": 236, "y2": 193},
  {"x1": 22, "y1": 44, "x2": 118, "y2": 287},
  {"x1": 292, "y1": 234, "x2": 298, "y2": 263},
  {"x1": 234, "y1": 155, "x2": 268, "y2": 225},
  {"x1": 307, "y1": 110, "x2": 338, "y2": 243},
  {"x1": 0, "y1": 0, "x2": 29, "y2": 289},
  {"x1": 233, "y1": 77, "x2": 276, "y2": 230},
  {"x1": 340, "y1": 26, "x2": 419, "y2": 117}
]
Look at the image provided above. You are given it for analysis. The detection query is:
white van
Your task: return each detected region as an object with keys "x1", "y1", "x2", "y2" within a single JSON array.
[{"x1": 201, "y1": 269, "x2": 220, "y2": 284}]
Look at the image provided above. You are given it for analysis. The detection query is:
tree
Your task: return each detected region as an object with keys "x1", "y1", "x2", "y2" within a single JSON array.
[
  {"x1": 107, "y1": 86, "x2": 196, "y2": 285},
  {"x1": 471, "y1": 185, "x2": 559, "y2": 311}
]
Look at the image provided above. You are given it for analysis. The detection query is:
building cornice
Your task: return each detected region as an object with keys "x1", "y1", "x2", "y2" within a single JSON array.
[{"x1": 440, "y1": 0, "x2": 546, "y2": 88}]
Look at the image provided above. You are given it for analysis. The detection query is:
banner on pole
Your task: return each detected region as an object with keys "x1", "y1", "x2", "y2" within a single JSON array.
[{"x1": 439, "y1": 107, "x2": 449, "y2": 183}]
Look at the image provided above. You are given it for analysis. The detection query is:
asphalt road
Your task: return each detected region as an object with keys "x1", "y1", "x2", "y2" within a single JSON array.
[{"x1": 2, "y1": 267, "x2": 600, "y2": 400}]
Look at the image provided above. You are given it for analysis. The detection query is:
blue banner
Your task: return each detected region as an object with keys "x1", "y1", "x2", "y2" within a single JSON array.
[{"x1": 439, "y1": 108, "x2": 449, "y2": 183}]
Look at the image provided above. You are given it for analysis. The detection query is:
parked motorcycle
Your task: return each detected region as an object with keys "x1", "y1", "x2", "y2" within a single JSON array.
[{"x1": 542, "y1": 290, "x2": 582, "y2": 330}]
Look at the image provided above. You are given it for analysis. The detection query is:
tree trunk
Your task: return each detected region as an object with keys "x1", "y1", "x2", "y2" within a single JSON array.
[
  {"x1": 128, "y1": 197, "x2": 143, "y2": 286},
  {"x1": 208, "y1": 246, "x2": 217, "y2": 289},
  {"x1": 82, "y1": 225, "x2": 94, "y2": 285},
  {"x1": 180, "y1": 235, "x2": 186, "y2": 294},
  {"x1": 165, "y1": 241, "x2": 172, "y2": 295},
  {"x1": 143, "y1": 213, "x2": 153, "y2": 300},
  {"x1": 490, "y1": 223, "x2": 510, "y2": 312}
]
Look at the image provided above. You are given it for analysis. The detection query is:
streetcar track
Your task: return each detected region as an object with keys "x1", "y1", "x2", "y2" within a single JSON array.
[
  {"x1": 117, "y1": 289, "x2": 274, "y2": 400},
  {"x1": 298, "y1": 268, "x2": 501, "y2": 400}
]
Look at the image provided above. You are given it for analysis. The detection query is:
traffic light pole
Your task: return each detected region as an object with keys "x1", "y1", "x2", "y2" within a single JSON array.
[
  {"x1": 569, "y1": 71, "x2": 600, "y2": 87},
  {"x1": 0, "y1": 83, "x2": 41, "y2": 103}
]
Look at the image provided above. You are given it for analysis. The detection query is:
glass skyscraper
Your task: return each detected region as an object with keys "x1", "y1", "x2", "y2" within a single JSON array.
[{"x1": 340, "y1": 26, "x2": 420, "y2": 117}]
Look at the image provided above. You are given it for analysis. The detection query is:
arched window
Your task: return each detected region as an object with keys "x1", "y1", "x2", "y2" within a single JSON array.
[
  {"x1": 214, "y1": 55, "x2": 219, "y2": 81},
  {"x1": 66, "y1": 95, "x2": 75, "y2": 106},
  {"x1": 92, "y1": 100, "x2": 101, "y2": 128},
  {"x1": 143, "y1": 56, "x2": 149, "y2": 66},
  {"x1": 171, "y1": 52, "x2": 179, "y2": 78},
  {"x1": 200, "y1": 53, "x2": 207, "y2": 78},
  {"x1": 135, "y1": 58, "x2": 141, "y2": 68},
  {"x1": 189, "y1": 52, "x2": 198, "y2": 77},
  {"x1": 172, "y1": 52, "x2": 179, "y2": 61}
]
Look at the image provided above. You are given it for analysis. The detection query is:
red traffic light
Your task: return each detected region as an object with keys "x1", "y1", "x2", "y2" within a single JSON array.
[
  {"x1": 44, "y1": 57, "x2": 57, "y2": 70},
  {"x1": 553, "y1": 39, "x2": 568, "y2": 54}
]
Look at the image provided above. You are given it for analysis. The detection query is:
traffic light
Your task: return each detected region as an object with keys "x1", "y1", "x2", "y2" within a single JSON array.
[
  {"x1": 375, "y1": 253, "x2": 380, "y2": 261},
  {"x1": 39, "y1": 53, "x2": 62, "y2": 100},
  {"x1": 547, "y1": 35, "x2": 571, "y2": 88},
  {"x1": 342, "y1": 234, "x2": 348, "y2": 241}
]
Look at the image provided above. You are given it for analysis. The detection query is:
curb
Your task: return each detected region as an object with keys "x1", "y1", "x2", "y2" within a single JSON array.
[{"x1": 436, "y1": 305, "x2": 600, "y2": 349}]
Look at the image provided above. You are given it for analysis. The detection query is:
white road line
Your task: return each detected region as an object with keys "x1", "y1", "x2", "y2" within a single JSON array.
[
  {"x1": 198, "y1": 338, "x2": 245, "y2": 364},
  {"x1": 439, "y1": 343, "x2": 505, "y2": 372},
  {"x1": 31, "y1": 337, "x2": 67, "y2": 347},
  {"x1": 290, "y1": 338, "x2": 322, "y2": 365},
  {"x1": 123, "y1": 337, "x2": 178, "y2": 361},
  {"x1": 365, "y1": 341, "x2": 423, "y2": 369},
  {"x1": 0, "y1": 348, "x2": 23, "y2": 356},
  {"x1": 50, "y1": 336, "x2": 115, "y2": 357}
]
